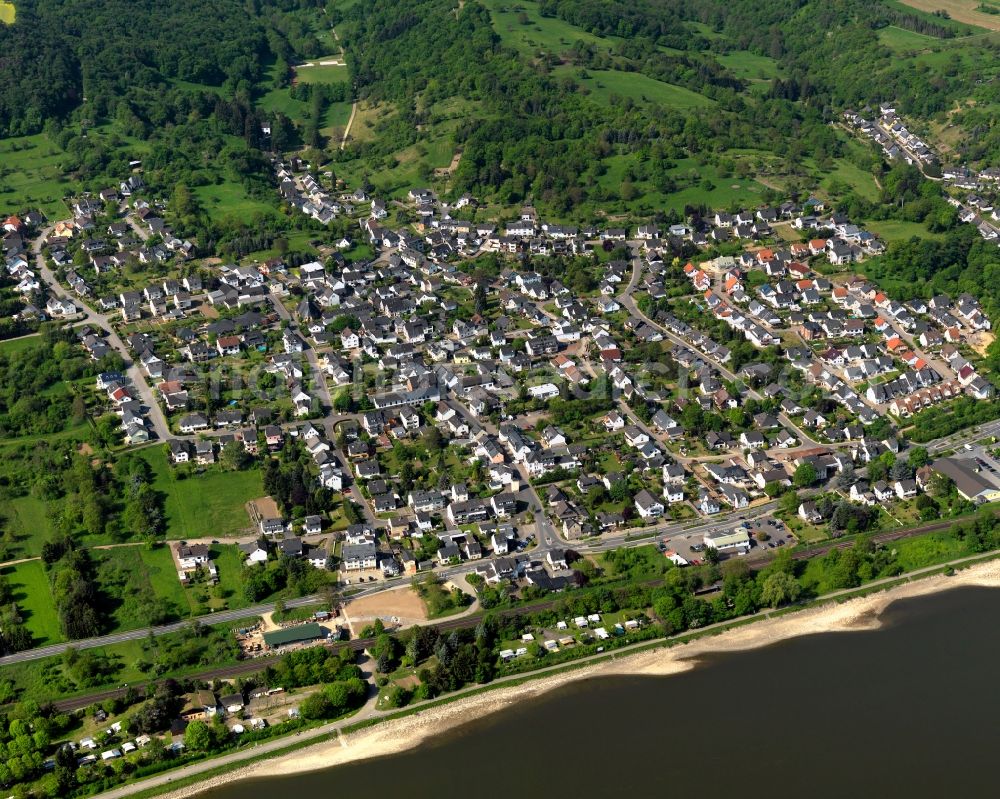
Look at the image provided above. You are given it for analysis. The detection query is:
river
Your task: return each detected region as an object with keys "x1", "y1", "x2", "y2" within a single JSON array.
[{"x1": 198, "y1": 587, "x2": 999, "y2": 798}]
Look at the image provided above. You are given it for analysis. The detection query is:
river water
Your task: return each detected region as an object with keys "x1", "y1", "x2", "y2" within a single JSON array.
[{"x1": 199, "y1": 587, "x2": 1000, "y2": 798}]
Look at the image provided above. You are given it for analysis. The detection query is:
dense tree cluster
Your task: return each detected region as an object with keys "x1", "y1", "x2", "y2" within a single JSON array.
[
  {"x1": 44, "y1": 540, "x2": 106, "y2": 640},
  {"x1": 0, "y1": 0, "x2": 294, "y2": 136},
  {"x1": 262, "y1": 442, "x2": 333, "y2": 518},
  {"x1": 0, "y1": 331, "x2": 119, "y2": 438}
]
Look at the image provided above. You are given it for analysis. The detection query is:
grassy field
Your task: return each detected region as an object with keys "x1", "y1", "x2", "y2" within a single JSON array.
[
  {"x1": 0, "y1": 495, "x2": 58, "y2": 558},
  {"x1": 877, "y1": 24, "x2": 939, "y2": 51},
  {"x1": 140, "y1": 447, "x2": 263, "y2": 539},
  {"x1": 206, "y1": 544, "x2": 252, "y2": 608},
  {"x1": 2, "y1": 560, "x2": 61, "y2": 645},
  {"x1": 823, "y1": 156, "x2": 881, "y2": 201},
  {"x1": 193, "y1": 182, "x2": 277, "y2": 221},
  {"x1": 171, "y1": 79, "x2": 227, "y2": 97},
  {"x1": 484, "y1": 0, "x2": 617, "y2": 56},
  {"x1": 564, "y1": 68, "x2": 714, "y2": 109},
  {"x1": 0, "y1": 134, "x2": 76, "y2": 217},
  {"x1": 241, "y1": 230, "x2": 319, "y2": 263},
  {"x1": 589, "y1": 153, "x2": 768, "y2": 216},
  {"x1": 94, "y1": 546, "x2": 191, "y2": 630},
  {"x1": 716, "y1": 51, "x2": 782, "y2": 80},
  {"x1": 893, "y1": 530, "x2": 972, "y2": 571},
  {"x1": 337, "y1": 103, "x2": 459, "y2": 197},
  {"x1": 294, "y1": 63, "x2": 349, "y2": 85},
  {"x1": 0, "y1": 614, "x2": 261, "y2": 705},
  {"x1": 0, "y1": 334, "x2": 44, "y2": 356},
  {"x1": 864, "y1": 219, "x2": 946, "y2": 242},
  {"x1": 259, "y1": 85, "x2": 309, "y2": 123},
  {"x1": 320, "y1": 101, "x2": 355, "y2": 141}
]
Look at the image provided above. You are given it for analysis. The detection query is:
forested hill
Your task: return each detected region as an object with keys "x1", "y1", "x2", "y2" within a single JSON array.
[
  {"x1": 326, "y1": 0, "x2": 996, "y2": 212},
  {"x1": 537, "y1": 0, "x2": 984, "y2": 115},
  {"x1": 0, "y1": 0, "x2": 322, "y2": 138}
]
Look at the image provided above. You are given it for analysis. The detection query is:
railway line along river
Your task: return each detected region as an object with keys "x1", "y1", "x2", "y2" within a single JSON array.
[{"x1": 193, "y1": 583, "x2": 1000, "y2": 799}]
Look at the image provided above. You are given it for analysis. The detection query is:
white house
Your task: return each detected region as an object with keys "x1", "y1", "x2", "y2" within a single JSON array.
[{"x1": 634, "y1": 489, "x2": 664, "y2": 519}]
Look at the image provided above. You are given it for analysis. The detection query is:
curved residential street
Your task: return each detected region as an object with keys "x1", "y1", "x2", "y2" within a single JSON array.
[
  {"x1": 32, "y1": 225, "x2": 173, "y2": 441},
  {"x1": 618, "y1": 246, "x2": 819, "y2": 450}
]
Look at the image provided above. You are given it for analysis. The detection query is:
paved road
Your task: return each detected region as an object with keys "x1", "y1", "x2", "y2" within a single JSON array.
[
  {"x1": 269, "y1": 291, "x2": 333, "y2": 411},
  {"x1": 447, "y1": 395, "x2": 561, "y2": 548},
  {"x1": 618, "y1": 247, "x2": 818, "y2": 450},
  {"x1": 0, "y1": 595, "x2": 323, "y2": 667},
  {"x1": 91, "y1": 542, "x2": 1000, "y2": 799},
  {"x1": 8, "y1": 409, "x2": 987, "y2": 669},
  {"x1": 32, "y1": 225, "x2": 173, "y2": 441}
]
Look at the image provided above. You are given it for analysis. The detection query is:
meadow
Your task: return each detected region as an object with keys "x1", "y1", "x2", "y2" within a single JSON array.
[
  {"x1": 0, "y1": 495, "x2": 59, "y2": 559},
  {"x1": 1, "y1": 560, "x2": 62, "y2": 645},
  {"x1": 483, "y1": 0, "x2": 618, "y2": 57},
  {"x1": 193, "y1": 182, "x2": 278, "y2": 221},
  {"x1": 877, "y1": 24, "x2": 939, "y2": 51},
  {"x1": 716, "y1": 51, "x2": 783, "y2": 81},
  {"x1": 0, "y1": 134, "x2": 76, "y2": 217},
  {"x1": 0, "y1": 333, "x2": 45, "y2": 356},
  {"x1": 863, "y1": 219, "x2": 947, "y2": 242},
  {"x1": 562, "y1": 68, "x2": 715, "y2": 109},
  {"x1": 140, "y1": 446, "x2": 263, "y2": 539},
  {"x1": 294, "y1": 62, "x2": 350, "y2": 85}
]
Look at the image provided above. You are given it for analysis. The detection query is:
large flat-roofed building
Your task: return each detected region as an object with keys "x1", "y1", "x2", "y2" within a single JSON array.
[
  {"x1": 263, "y1": 622, "x2": 326, "y2": 649},
  {"x1": 703, "y1": 529, "x2": 751, "y2": 554},
  {"x1": 931, "y1": 458, "x2": 1000, "y2": 504}
]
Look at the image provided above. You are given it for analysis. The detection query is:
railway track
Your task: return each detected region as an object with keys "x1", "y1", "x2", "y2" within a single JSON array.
[{"x1": 51, "y1": 512, "x2": 995, "y2": 712}]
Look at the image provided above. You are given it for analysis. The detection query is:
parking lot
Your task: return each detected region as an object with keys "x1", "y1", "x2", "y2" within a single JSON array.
[{"x1": 659, "y1": 516, "x2": 794, "y2": 564}]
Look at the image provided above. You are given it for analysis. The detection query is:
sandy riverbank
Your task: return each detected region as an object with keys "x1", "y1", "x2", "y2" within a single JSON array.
[{"x1": 163, "y1": 559, "x2": 1000, "y2": 799}]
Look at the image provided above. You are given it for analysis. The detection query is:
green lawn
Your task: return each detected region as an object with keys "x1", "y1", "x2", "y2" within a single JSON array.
[
  {"x1": 564, "y1": 68, "x2": 714, "y2": 109},
  {"x1": 893, "y1": 532, "x2": 973, "y2": 571},
  {"x1": 208, "y1": 544, "x2": 248, "y2": 609},
  {"x1": 294, "y1": 62, "x2": 349, "y2": 85},
  {"x1": 2, "y1": 560, "x2": 62, "y2": 645},
  {"x1": 171, "y1": 78, "x2": 227, "y2": 96},
  {"x1": 320, "y1": 101, "x2": 355, "y2": 140},
  {"x1": 94, "y1": 541, "x2": 256, "y2": 627},
  {"x1": 193, "y1": 182, "x2": 277, "y2": 221},
  {"x1": 241, "y1": 230, "x2": 319, "y2": 263},
  {"x1": 824, "y1": 156, "x2": 881, "y2": 201},
  {"x1": 588, "y1": 152, "x2": 768, "y2": 216},
  {"x1": 138, "y1": 546, "x2": 192, "y2": 608},
  {"x1": 0, "y1": 615, "x2": 261, "y2": 706},
  {"x1": 94, "y1": 546, "x2": 191, "y2": 630},
  {"x1": 864, "y1": 219, "x2": 946, "y2": 242},
  {"x1": 140, "y1": 447, "x2": 263, "y2": 539},
  {"x1": 484, "y1": 0, "x2": 617, "y2": 56},
  {"x1": 0, "y1": 334, "x2": 43, "y2": 356},
  {"x1": 0, "y1": 133, "x2": 75, "y2": 217},
  {"x1": 877, "y1": 25, "x2": 937, "y2": 51},
  {"x1": 717, "y1": 50, "x2": 782, "y2": 80},
  {"x1": 259, "y1": 86, "x2": 310, "y2": 123},
  {"x1": 0, "y1": 495, "x2": 57, "y2": 558}
]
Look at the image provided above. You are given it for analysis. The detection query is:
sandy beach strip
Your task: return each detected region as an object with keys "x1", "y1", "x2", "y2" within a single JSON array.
[{"x1": 158, "y1": 559, "x2": 1000, "y2": 799}]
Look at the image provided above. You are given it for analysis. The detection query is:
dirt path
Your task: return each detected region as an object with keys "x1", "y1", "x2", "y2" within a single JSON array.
[
  {"x1": 434, "y1": 150, "x2": 463, "y2": 177},
  {"x1": 340, "y1": 102, "x2": 358, "y2": 151}
]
